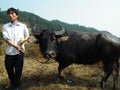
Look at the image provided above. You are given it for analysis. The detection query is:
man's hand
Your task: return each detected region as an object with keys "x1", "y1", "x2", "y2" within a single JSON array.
[
  {"x1": 18, "y1": 40, "x2": 24, "y2": 46},
  {"x1": 16, "y1": 45, "x2": 24, "y2": 54}
]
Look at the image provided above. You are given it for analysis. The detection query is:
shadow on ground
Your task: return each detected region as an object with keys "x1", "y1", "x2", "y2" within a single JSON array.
[{"x1": 1, "y1": 73, "x2": 120, "y2": 90}]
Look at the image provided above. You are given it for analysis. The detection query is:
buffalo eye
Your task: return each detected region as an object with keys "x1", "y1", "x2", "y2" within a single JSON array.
[{"x1": 51, "y1": 35, "x2": 56, "y2": 42}]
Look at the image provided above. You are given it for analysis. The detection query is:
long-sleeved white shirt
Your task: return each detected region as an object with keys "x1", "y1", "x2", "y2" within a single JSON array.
[{"x1": 2, "y1": 22, "x2": 29, "y2": 55}]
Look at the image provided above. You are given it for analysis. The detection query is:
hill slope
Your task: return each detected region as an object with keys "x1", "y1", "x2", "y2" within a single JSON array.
[{"x1": 0, "y1": 10, "x2": 99, "y2": 32}]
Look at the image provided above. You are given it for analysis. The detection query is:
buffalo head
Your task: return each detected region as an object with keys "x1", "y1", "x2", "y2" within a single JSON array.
[{"x1": 32, "y1": 25, "x2": 68, "y2": 59}]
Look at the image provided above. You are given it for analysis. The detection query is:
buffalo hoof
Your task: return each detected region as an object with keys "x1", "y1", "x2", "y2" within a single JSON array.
[
  {"x1": 112, "y1": 85, "x2": 117, "y2": 90},
  {"x1": 58, "y1": 74, "x2": 66, "y2": 81}
]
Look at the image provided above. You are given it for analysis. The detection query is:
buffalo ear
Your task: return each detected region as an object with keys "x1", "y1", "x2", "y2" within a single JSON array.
[
  {"x1": 57, "y1": 36, "x2": 69, "y2": 43},
  {"x1": 28, "y1": 35, "x2": 39, "y2": 44}
]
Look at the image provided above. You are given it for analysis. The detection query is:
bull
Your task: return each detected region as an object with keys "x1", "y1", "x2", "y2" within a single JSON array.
[{"x1": 32, "y1": 25, "x2": 120, "y2": 89}]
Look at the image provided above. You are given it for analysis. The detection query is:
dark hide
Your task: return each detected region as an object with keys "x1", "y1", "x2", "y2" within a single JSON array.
[{"x1": 33, "y1": 29, "x2": 120, "y2": 89}]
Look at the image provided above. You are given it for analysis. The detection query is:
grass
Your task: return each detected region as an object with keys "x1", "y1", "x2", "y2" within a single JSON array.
[{"x1": 0, "y1": 53, "x2": 120, "y2": 90}]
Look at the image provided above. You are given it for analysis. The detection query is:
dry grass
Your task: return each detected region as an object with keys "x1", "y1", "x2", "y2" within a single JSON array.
[{"x1": 0, "y1": 53, "x2": 120, "y2": 90}]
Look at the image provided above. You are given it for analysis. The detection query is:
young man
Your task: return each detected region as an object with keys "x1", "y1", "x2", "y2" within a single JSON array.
[{"x1": 2, "y1": 7, "x2": 29, "y2": 90}]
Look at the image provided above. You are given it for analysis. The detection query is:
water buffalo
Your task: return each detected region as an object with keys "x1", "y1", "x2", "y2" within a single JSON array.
[{"x1": 32, "y1": 25, "x2": 120, "y2": 89}]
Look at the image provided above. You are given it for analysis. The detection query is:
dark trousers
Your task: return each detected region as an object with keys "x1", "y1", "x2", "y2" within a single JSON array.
[{"x1": 5, "y1": 54, "x2": 24, "y2": 87}]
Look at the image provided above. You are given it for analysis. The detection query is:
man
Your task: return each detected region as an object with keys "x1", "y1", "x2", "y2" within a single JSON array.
[{"x1": 2, "y1": 7, "x2": 29, "y2": 90}]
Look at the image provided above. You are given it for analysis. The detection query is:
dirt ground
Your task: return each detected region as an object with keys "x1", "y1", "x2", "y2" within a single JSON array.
[{"x1": 0, "y1": 55, "x2": 120, "y2": 90}]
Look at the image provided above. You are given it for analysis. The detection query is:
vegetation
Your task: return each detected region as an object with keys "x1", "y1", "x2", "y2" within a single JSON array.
[
  {"x1": 0, "y1": 10, "x2": 100, "y2": 32},
  {"x1": 51, "y1": 20, "x2": 99, "y2": 32}
]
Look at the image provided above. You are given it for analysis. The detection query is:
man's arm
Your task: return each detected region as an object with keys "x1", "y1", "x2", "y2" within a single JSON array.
[
  {"x1": 5, "y1": 39, "x2": 22, "y2": 51},
  {"x1": 18, "y1": 36, "x2": 29, "y2": 45}
]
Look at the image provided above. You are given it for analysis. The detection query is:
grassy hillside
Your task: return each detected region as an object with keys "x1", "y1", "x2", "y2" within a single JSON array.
[
  {"x1": 0, "y1": 10, "x2": 100, "y2": 32},
  {"x1": 51, "y1": 20, "x2": 99, "y2": 32},
  {"x1": 0, "y1": 11, "x2": 59, "y2": 31}
]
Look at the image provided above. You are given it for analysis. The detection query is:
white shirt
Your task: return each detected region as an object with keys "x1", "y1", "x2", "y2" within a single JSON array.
[{"x1": 3, "y1": 22, "x2": 29, "y2": 55}]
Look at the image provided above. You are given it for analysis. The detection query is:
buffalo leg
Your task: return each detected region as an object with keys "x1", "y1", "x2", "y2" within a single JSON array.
[
  {"x1": 58, "y1": 64, "x2": 66, "y2": 80},
  {"x1": 101, "y1": 57, "x2": 119, "y2": 89},
  {"x1": 58, "y1": 63, "x2": 70, "y2": 80},
  {"x1": 112, "y1": 61, "x2": 119, "y2": 89},
  {"x1": 100, "y1": 72, "x2": 111, "y2": 88},
  {"x1": 100, "y1": 61, "x2": 113, "y2": 88}
]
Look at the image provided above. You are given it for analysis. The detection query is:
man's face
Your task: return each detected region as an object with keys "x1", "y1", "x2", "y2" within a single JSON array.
[{"x1": 7, "y1": 11, "x2": 18, "y2": 22}]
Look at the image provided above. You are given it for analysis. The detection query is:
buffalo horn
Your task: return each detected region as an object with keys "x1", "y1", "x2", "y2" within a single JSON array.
[
  {"x1": 32, "y1": 24, "x2": 41, "y2": 35},
  {"x1": 54, "y1": 25, "x2": 65, "y2": 35}
]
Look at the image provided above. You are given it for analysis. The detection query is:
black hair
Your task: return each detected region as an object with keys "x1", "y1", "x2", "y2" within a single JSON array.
[{"x1": 7, "y1": 7, "x2": 18, "y2": 15}]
